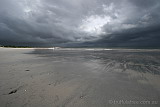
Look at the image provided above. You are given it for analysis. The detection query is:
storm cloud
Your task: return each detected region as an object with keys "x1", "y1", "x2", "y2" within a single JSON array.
[{"x1": 0, "y1": 0, "x2": 160, "y2": 47}]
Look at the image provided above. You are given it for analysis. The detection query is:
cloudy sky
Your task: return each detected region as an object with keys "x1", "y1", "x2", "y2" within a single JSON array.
[{"x1": 0, "y1": 0, "x2": 160, "y2": 47}]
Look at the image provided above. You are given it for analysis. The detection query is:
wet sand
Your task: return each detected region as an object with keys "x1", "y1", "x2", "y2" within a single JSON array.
[{"x1": 0, "y1": 48, "x2": 160, "y2": 107}]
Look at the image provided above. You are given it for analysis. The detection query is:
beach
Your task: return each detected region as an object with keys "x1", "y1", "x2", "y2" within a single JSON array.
[{"x1": 0, "y1": 48, "x2": 160, "y2": 107}]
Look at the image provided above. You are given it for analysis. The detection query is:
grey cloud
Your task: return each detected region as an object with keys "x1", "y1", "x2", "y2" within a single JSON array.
[{"x1": 0, "y1": 0, "x2": 160, "y2": 47}]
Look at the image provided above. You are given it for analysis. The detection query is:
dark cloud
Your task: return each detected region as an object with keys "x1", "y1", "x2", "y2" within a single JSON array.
[
  {"x1": 130, "y1": 0, "x2": 159, "y2": 8},
  {"x1": 97, "y1": 25, "x2": 160, "y2": 47},
  {"x1": 0, "y1": 0, "x2": 160, "y2": 47}
]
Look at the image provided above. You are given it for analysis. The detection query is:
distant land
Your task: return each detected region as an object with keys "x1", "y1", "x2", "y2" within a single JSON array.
[{"x1": 0, "y1": 45, "x2": 160, "y2": 49}]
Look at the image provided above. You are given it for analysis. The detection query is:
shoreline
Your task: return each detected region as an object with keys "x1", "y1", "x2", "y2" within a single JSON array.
[{"x1": 1, "y1": 47, "x2": 160, "y2": 51}]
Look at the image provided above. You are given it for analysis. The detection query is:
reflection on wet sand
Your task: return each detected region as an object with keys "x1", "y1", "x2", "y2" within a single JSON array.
[{"x1": 0, "y1": 48, "x2": 160, "y2": 107}]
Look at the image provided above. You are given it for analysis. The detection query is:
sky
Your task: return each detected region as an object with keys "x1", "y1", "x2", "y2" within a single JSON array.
[{"x1": 0, "y1": 0, "x2": 160, "y2": 47}]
